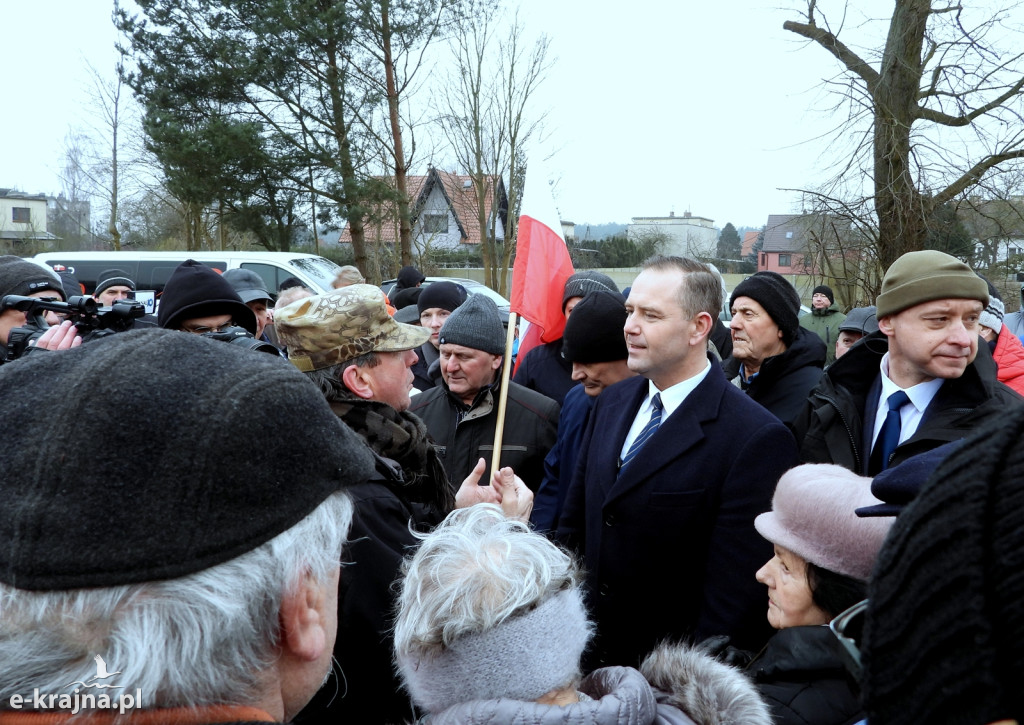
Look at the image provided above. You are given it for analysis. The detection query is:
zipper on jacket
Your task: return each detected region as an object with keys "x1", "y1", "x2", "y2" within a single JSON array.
[{"x1": 814, "y1": 391, "x2": 862, "y2": 472}]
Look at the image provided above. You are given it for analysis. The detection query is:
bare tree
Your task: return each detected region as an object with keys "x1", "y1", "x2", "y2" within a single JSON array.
[
  {"x1": 437, "y1": 7, "x2": 550, "y2": 294},
  {"x1": 784, "y1": 0, "x2": 1024, "y2": 272}
]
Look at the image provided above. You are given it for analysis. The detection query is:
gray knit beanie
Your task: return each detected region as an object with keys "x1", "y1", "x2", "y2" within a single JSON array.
[
  {"x1": 562, "y1": 271, "x2": 618, "y2": 312},
  {"x1": 0, "y1": 256, "x2": 67, "y2": 302},
  {"x1": 398, "y1": 588, "x2": 591, "y2": 713},
  {"x1": 876, "y1": 250, "x2": 988, "y2": 318},
  {"x1": 754, "y1": 464, "x2": 893, "y2": 581},
  {"x1": 438, "y1": 294, "x2": 505, "y2": 354}
]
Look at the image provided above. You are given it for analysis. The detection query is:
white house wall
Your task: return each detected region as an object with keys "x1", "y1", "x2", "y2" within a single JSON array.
[
  {"x1": 0, "y1": 197, "x2": 48, "y2": 236},
  {"x1": 628, "y1": 218, "x2": 718, "y2": 259},
  {"x1": 412, "y1": 185, "x2": 463, "y2": 251}
]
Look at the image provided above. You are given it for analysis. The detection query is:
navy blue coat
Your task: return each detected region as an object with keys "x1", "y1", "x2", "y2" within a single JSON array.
[{"x1": 557, "y1": 364, "x2": 798, "y2": 670}]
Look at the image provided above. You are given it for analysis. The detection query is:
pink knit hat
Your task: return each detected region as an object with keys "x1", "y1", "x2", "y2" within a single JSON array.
[{"x1": 755, "y1": 464, "x2": 894, "y2": 581}]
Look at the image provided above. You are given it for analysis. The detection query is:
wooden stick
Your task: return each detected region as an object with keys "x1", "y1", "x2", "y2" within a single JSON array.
[{"x1": 491, "y1": 311, "x2": 518, "y2": 478}]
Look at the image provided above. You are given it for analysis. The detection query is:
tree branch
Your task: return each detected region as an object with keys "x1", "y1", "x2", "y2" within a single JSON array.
[{"x1": 783, "y1": 19, "x2": 880, "y2": 90}]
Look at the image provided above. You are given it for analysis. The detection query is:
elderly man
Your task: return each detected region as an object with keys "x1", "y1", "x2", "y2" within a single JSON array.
[
  {"x1": 393, "y1": 504, "x2": 772, "y2": 724},
  {"x1": 532, "y1": 289, "x2": 636, "y2": 532},
  {"x1": 722, "y1": 271, "x2": 826, "y2": 426},
  {"x1": 409, "y1": 293, "x2": 560, "y2": 491},
  {"x1": 558, "y1": 256, "x2": 798, "y2": 670},
  {"x1": 0, "y1": 329, "x2": 374, "y2": 723},
  {"x1": 794, "y1": 250, "x2": 1022, "y2": 474},
  {"x1": 411, "y1": 280, "x2": 467, "y2": 391},
  {"x1": 514, "y1": 270, "x2": 620, "y2": 405},
  {"x1": 275, "y1": 285, "x2": 527, "y2": 725}
]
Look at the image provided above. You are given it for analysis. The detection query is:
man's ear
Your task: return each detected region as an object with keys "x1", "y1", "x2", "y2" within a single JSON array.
[
  {"x1": 341, "y1": 364, "x2": 374, "y2": 400},
  {"x1": 278, "y1": 569, "x2": 329, "y2": 663},
  {"x1": 690, "y1": 311, "x2": 714, "y2": 345},
  {"x1": 877, "y1": 314, "x2": 895, "y2": 338},
  {"x1": 489, "y1": 354, "x2": 503, "y2": 371}
]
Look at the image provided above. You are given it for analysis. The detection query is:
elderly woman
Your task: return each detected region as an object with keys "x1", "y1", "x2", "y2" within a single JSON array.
[
  {"x1": 393, "y1": 504, "x2": 771, "y2": 725},
  {"x1": 747, "y1": 464, "x2": 893, "y2": 725}
]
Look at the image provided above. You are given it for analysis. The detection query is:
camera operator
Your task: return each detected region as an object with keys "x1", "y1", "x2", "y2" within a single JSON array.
[
  {"x1": 0, "y1": 256, "x2": 81, "y2": 363},
  {"x1": 158, "y1": 260, "x2": 277, "y2": 355}
]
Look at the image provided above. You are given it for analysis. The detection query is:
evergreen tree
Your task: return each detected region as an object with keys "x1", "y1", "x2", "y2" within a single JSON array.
[{"x1": 717, "y1": 222, "x2": 741, "y2": 259}]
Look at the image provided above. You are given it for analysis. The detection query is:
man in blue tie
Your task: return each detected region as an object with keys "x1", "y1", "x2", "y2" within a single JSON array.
[
  {"x1": 557, "y1": 255, "x2": 799, "y2": 671},
  {"x1": 794, "y1": 250, "x2": 1022, "y2": 474}
]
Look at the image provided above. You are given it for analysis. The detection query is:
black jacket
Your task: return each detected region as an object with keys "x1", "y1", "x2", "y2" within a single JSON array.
[
  {"x1": 513, "y1": 338, "x2": 575, "y2": 405},
  {"x1": 722, "y1": 326, "x2": 826, "y2": 427},
  {"x1": 749, "y1": 625, "x2": 863, "y2": 725},
  {"x1": 791, "y1": 331, "x2": 1022, "y2": 473},
  {"x1": 409, "y1": 378, "x2": 560, "y2": 491},
  {"x1": 411, "y1": 341, "x2": 441, "y2": 392}
]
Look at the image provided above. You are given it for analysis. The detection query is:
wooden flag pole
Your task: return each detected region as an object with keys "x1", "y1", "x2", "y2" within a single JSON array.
[{"x1": 491, "y1": 311, "x2": 518, "y2": 478}]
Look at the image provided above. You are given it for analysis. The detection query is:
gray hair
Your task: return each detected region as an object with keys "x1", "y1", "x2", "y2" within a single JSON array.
[
  {"x1": 641, "y1": 255, "x2": 722, "y2": 320},
  {"x1": 332, "y1": 266, "x2": 365, "y2": 288},
  {"x1": 304, "y1": 352, "x2": 380, "y2": 398},
  {"x1": 0, "y1": 491, "x2": 352, "y2": 706},
  {"x1": 393, "y1": 504, "x2": 580, "y2": 660},
  {"x1": 275, "y1": 286, "x2": 314, "y2": 311}
]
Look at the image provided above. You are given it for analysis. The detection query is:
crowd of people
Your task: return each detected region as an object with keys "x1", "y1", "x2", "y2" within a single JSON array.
[{"x1": 1, "y1": 248, "x2": 1023, "y2": 725}]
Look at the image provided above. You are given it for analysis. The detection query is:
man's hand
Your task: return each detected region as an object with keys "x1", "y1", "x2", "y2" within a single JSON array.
[
  {"x1": 454, "y1": 458, "x2": 534, "y2": 523},
  {"x1": 491, "y1": 465, "x2": 533, "y2": 522},
  {"x1": 455, "y1": 458, "x2": 501, "y2": 509},
  {"x1": 31, "y1": 321, "x2": 83, "y2": 352}
]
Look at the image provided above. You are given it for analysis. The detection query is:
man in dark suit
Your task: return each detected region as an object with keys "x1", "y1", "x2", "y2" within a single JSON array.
[{"x1": 557, "y1": 255, "x2": 799, "y2": 671}]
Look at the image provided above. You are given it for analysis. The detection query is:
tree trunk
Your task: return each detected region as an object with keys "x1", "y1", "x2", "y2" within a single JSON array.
[
  {"x1": 872, "y1": 0, "x2": 932, "y2": 270},
  {"x1": 325, "y1": 38, "x2": 369, "y2": 278},
  {"x1": 379, "y1": 0, "x2": 413, "y2": 267}
]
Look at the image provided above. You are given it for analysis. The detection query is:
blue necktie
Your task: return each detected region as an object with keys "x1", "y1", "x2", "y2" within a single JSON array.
[
  {"x1": 622, "y1": 393, "x2": 662, "y2": 467},
  {"x1": 871, "y1": 390, "x2": 910, "y2": 474}
]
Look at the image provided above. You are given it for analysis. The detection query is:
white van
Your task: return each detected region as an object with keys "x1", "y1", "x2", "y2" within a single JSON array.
[{"x1": 33, "y1": 251, "x2": 343, "y2": 313}]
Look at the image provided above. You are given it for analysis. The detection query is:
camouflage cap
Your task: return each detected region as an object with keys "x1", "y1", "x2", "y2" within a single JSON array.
[{"x1": 275, "y1": 284, "x2": 430, "y2": 372}]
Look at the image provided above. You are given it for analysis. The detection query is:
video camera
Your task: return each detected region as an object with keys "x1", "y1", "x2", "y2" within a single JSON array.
[
  {"x1": 1, "y1": 294, "x2": 145, "y2": 362},
  {"x1": 199, "y1": 325, "x2": 281, "y2": 355}
]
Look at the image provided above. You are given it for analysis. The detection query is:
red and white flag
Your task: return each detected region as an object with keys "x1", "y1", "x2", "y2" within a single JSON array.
[{"x1": 510, "y1": 161, "x2": 575, "y2": 371}]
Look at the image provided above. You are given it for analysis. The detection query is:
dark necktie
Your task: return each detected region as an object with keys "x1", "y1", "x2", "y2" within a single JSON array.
[
  {"x1": 622, "y1": 393, "x2": 662, "y2": 467},
  {"x1": 870, "y1": 390, "x2": 910, "y2": 474}
]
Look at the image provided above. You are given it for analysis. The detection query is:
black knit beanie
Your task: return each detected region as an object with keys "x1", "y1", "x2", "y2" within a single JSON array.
[
  {"x1": 562, "y1": 290, "x2": 628, "y2": 364},
  {"x1": 397, "y1": 265, "x2": 426, "y2": 289},
  {"x1": 157, "y1": 260, "x2": 257, "y2": 334},
  {"x1": 95, "y1": 269, "x2": 136, "y2": 296},
  {"x1": 812, "y1": 285, "x2": 834, "y2": 305},
  {"x1": 730, "y1": 271, "x2": 801, "y2": 345},
  {"x1": 562, "y1": 271, "x2": 618, "y2": 312},
  {"x1": 863, "y1": 407, "x2": 1024, "y2": 724},
  {"x1": 439, "y1": 294, "x2": 505, "y2": 355},
  {"x1": 0, "y1": 328, "x2": 375, "y2": 590},
  {"x1": 0, "y1": 255, "x2": 67, "y2": 301},
  {"x1": 417, "y1": 281, "x2": 468, "y2": 315}
]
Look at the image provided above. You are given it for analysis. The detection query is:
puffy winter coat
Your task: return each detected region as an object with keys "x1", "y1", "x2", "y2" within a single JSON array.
[{"x1": 992, "y1": 325, "x2": 1024, "y2": 396}]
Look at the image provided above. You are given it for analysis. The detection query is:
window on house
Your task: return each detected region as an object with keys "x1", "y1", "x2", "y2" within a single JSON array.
[
  {"x1": 12, "y1": 207, "x2": 31, "y2": 224},
  {"x1": 778, "y1": 254, "x2": 792, "y2": 266},
  {"x1": 785, "y1": 231, "x2": 794, "y2": 238},
  {"x1": 423, "y1": 213, "x2": 448, "y2": 234}
]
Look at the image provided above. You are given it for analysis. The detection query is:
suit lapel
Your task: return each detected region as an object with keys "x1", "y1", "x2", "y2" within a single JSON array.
[
  {"x1": 597, "y1": 378, "x2": 649, "y2": 500},
  {"x1": 604, "y1": 366, "x2": 726, "y2": 506}
]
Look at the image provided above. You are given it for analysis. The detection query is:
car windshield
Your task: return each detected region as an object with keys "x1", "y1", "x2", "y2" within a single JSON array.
[
  {"x1": 289, "y1": 256, "x2": 342, "y2": 292},
  {"x1": 459, "y1": 280, "x2": 510, "y2": 309}
]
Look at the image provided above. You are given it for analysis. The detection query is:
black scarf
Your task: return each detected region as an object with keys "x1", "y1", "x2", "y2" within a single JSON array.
[{"x1": 326, "y1": 385, "x2": 455, "y2": 515}]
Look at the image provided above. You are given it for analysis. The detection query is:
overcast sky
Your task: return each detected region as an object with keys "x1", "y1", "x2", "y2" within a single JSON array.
[{"x1": 2, "y1": 0, "x2": 900, "y2": 231}]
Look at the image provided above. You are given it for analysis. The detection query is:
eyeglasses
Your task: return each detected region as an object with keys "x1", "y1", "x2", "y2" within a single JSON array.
[
  {"x1": 830, "y1": 598, "x2": 868, "y2": 682},
  {"x1": 181, "y1": 321, "x2": 236, "y2": 334}
]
